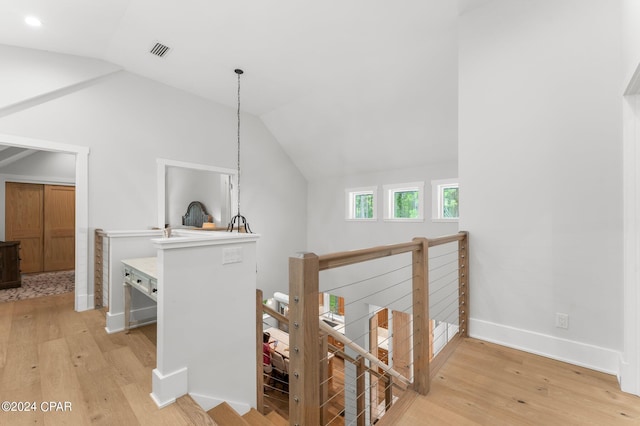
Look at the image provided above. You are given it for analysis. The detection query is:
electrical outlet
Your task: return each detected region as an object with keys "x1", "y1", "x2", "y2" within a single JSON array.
[{"x1": 556, "y1": 313, "x2": 569, "y2": 329}]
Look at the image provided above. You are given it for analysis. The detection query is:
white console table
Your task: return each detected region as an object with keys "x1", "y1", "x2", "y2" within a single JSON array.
[
  {"x1": 122, "y1": 257, "x2": 158, "y2": 332},
  {"x1": 99, "y1": 230, "x2": 163, "y2": 334}
]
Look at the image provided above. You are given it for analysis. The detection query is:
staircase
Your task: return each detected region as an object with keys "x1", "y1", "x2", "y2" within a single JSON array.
[{"x1": 176, "y1": 395, "x2": 288, "y2": 426}]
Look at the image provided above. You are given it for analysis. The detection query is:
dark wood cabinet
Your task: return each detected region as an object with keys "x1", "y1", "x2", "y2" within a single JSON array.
[{"x1": 0, "y1": 241, "x2": 21, "y2": 289}]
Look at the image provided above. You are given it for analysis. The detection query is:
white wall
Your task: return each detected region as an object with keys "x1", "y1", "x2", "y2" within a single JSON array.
[
  {"x1": 623, "y1": 0, "x2": 640, "y2": 88},
  {"x1": 307, "y1": 162, "x2": 459, "y2": 254},
  {"x1": 459, "y1": 0, "x2": 623, "y2": 373},
  {"x1": 0, "y1": 46, "x2": 307, "y2": 301},
  {"x1": 154, "y1": 233, "x2": 259, "y2": 412},
  {"x1": 621, "y1": 0, "x2": 640, "y2": 395},
  {"x1": 306, "y1": 162, "x2": 459, "y2": 315}
]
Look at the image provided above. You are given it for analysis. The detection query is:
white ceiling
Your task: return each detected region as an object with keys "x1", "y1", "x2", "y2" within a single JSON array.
[{"x1": 0, "y1": 0, "x2": 467, "y2": 180}]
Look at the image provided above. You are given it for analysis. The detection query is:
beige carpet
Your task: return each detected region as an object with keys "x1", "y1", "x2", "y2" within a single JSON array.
[{"x1": 0, "y1": 270, "x2": 74, "y2": 303}]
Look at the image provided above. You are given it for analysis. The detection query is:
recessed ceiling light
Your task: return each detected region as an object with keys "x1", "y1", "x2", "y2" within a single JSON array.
[{"x1": 24, "y1": 16, "x2": 42, "y2": 27}]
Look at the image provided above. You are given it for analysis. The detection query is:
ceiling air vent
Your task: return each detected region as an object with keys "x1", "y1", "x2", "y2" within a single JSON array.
[{"x1": 149, "y1": 42, "x2": 171, "y2": 58}]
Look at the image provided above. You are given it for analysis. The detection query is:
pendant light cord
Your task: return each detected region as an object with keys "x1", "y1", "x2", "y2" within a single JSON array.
[
  {"x1": 226, "y1": 68, "x2": 251, "y2": 233},
  {"x1": 236, "y1": 70, "x2": 242, "y2": 215}
]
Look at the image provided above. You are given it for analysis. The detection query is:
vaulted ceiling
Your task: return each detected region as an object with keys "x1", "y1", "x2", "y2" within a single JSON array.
[{"x1": 0, "y1": 1, "x2": 479, "y2": 179}]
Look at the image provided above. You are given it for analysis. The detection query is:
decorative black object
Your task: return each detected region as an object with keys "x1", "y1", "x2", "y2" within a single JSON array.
[
  {"x1": 227, "y1": 69, "x2": 253, "y2": 233},
  {"x1": 182, "y1": 201, "x2": 212, "y2": 228}
]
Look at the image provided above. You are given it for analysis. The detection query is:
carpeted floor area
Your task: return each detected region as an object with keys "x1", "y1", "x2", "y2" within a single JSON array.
[{"x1": 0, "y1": 270, "x2": 74, "y2": 303}]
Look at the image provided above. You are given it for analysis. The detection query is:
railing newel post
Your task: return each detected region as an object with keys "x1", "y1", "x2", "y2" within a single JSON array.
[
  {"x1": 256, "y1": 289, "x2": 264, "y2": 414},
  {"x1": 412, "y1": 237, "x2": 430, "y2": 395},
  {"x1": 289, "y1": 252, "x2": 320, "y2": 426},
  {"x1": 459, "y1": 231, "x2": 469, "y2": 337}
]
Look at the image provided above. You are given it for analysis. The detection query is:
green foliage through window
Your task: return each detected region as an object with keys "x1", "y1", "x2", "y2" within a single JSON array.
[
  {"x1": 329, "y1": 295, "x2": 338, "y2": 313},
  {"x1": 442, "y1": 187, "x2": 459, "y2": 218},
  {"x1": 354, "y1": 193, "x2": 374, "y2": 219},
  {"x1": 393, "y1": 190, "x2": 419, "y2": 218}
]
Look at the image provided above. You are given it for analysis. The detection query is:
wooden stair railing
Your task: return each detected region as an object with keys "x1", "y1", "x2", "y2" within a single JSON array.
[
  {"x1": 255, "y1": 230, "x2": 468, "y2": 425},
  {"x1": 288, "y1": 240, "x2": 431, "y2": 425},
  {"x1": 318, "y1": 319, "x2": 411, "y2": 388},
  {"x1": 94, "y1": 228, "x2": 105, "y2": 309},
  {"x1": 286, "y1": 232, "x2": 468, "y2": 425},
  {"x1": 257, "y1": 290, "x2": 405, "y2": 421}
]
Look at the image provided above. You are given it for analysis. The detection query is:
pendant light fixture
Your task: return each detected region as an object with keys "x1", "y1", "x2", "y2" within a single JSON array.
[{"x1": 227, "y1": 68, "x2": 253, "y2": 233}]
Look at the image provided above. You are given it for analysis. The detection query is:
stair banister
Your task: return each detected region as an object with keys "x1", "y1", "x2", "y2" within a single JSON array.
[{"x1": 318, "y1": 320, "x2": 411, "y2": 387}]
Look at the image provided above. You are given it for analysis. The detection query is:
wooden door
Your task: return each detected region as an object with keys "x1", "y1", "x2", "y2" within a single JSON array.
[
  {"x1": 392, "y1": 310, "x2": 411, "y2": 381},
  {"x1": 377, "y1": 308, "x2": 389, "y2": 329},
  {"x1": 44, "y1": 185, "x2": 75, "y2": 271},
  {"x1": 6, "y1": 182, "x2": 44, "y2": 273},
  {"x1": 5, "y1": 183, "x2": 75, "y2": 273}
]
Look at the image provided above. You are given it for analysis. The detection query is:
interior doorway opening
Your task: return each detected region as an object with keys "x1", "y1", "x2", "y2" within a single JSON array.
[{"x1": 0, "y1": 133, "x2": 89, "y2": 311}]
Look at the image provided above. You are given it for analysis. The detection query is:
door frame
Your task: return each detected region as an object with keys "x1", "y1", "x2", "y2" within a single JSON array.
[{"x1": 0, "y1": 133, "x2": 90, "y2": 311}]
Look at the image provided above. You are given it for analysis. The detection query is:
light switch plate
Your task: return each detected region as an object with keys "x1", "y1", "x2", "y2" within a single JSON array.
[{"x1": 223, "y1": 247, "x2": 243, "y2": 264}]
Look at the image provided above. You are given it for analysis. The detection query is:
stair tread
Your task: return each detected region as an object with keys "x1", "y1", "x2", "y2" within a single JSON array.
[
  {"x1": 175, "y1": 395, "x2": 218, "y2": 426},
  {"x1": 207, "y1": 402, "x2": 250, "y2": 426},
  {"x1": 375, "y1": 389, "x2": 419, "y2": 426},
  {"x1": 265, "y1": 411, "x2": 288, "y2": 426},
  {"x1": 242, "y1": 408, "x2": 277, "y2": 425}
]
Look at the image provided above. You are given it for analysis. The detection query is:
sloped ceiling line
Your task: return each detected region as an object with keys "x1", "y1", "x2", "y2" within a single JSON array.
[
  {"x1": 0, "y1": 69, "x2": 124, "y2": 119},
  {"x1": 0, "y1": 149, "x2": 36, "y2": 168}
]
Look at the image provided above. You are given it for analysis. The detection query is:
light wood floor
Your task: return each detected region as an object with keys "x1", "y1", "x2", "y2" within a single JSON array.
[
  {"x1": 3, "y1": 293, "x2": 640, "y2": 425},
  {"x1": 392, "y1": 338, "x2": 640, "y2": 425},
  {"x1": 0, "y1": 292, "x2": 202, "y2": 426}
]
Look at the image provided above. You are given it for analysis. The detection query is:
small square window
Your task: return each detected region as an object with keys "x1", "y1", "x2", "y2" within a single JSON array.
[
  {"x1": 383, "y1": 182, "x2": 425, "y2": 222},
  {"x1": 432, "y1": 178, "x2": 459, "y2": 222},
  {"x1": 345, "y1": 187, "x2": 377, "y2": 220}
]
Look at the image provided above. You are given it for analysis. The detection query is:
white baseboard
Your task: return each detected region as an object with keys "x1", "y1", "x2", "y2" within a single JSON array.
[
  {"x1": 190, "y1": 392, "x2": 251, "y2": 416},
  {"x1": 469, "y1": 318, "x2": 620, "y2": 376},
  {"x1": 151, "y1": 367, "x2": 188, "y2": 408},
  {"x1": 105, "y1": 306, "x2": 157, "y2": 334},
  {"x1": 76, "y1": 292, "x2": 91, "y2": 312},
  {"x1": 619, "y1": 355, "x2": 640, "y2": 395}
]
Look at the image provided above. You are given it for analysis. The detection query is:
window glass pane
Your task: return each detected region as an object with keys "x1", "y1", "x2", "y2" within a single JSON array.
[
  {"x1": 354, "y1": 193, "x2": 373, "y2": 219},
  {"x1": 394, "y1": 190, "x2": 419, "y2": 218},
  {"x1": 442, "y1": 187, "x2": 459, "y2": 218},
  {"x1": 329, "y1": 295, "x2": 338, "y2": 313}
]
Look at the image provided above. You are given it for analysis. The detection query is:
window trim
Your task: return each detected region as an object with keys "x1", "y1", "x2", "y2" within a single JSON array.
[
  {"x1": 383, "y1": 181, "x2": 425, "y2": 222},
  {"x1": 345, "y1": 186, "x2": 378, "y2": 221},
  {"x1": 431, "y1": 178, "x2": 459, "y2": 222}
]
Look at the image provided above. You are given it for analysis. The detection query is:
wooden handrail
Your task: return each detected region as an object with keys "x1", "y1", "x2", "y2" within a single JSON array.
[
  {"x1": 427, "y1": 231, "x2": 467, "y2": 247},
  {"x1": 262, "y1": 304, "x2": 289, "y2": 325},
  {"x1": 327, "y1": 343, "x2": 397, "y2": 386},
  {"x1": 318, "y1": 241, "x2": 422, "y2": 271},
  {"x1": 319, "y1": 320, "x2": 411, "y2": 388},
  {"x1": 317, "y1": 232, "x2": 467, "y2": 270}
]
